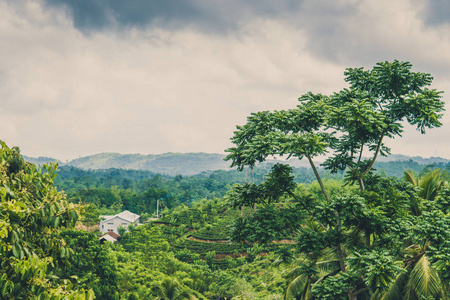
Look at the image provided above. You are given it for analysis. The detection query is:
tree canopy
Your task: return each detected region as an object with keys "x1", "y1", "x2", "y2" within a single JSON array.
[
  {"x1": 226, "y1": 60, "x2": 444, "y2": 196},
  {"x1": 0, "y1": 141, "x2": 94, "y2": 299},
  {"x1": 225, "y1": 61, "x2": 448, "y2": 299}
]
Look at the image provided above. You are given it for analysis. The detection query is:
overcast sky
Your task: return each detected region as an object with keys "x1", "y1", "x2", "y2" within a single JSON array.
[{"x1": 1, "y1": 0, "x2": 449, "y2": 161}]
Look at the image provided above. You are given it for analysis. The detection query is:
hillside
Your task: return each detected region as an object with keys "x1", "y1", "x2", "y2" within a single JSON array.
[
  {"x1": 23, "y1": 152, "x2": 449, "y2": 177},
  {"x1": 68, "y1": 152, "x2": 231, "y2": 175},
  {"x1": 375, "y1": 154, "x2": 449, "y2": 165},
  {"x1": 22, "y1": 155, "x2": 62, "y2": 165}
]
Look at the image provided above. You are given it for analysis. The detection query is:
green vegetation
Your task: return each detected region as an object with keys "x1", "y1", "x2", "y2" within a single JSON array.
[
  {"x1": 62, "y1": 152, "x2": 232, "y2": 176},
  {"x1": 3, "y1": 60, "x2": 450, "y2": 299},
  {"x1": 0, "y1": 141, "x2": 93, "y2": 299},
  {"x1": 3, "y1": 140, "x2": 450, "y2": 299},
  {"x1": 225, "y1": 60, "x2": 449, "y2": 299}
]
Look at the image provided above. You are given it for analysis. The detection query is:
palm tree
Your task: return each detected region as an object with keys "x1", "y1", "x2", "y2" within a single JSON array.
[
  {"x1": 403, "y1": 169, "x2": 443, "y2": 201},
  {"x1": 284, "y1": 260, "x2": 341, "y2": 300},
  {"x1": 382, "y1": 250, "x2": 446, "y2": 299},
  {"x1": 153, "y1": 277, "x2": 197, "y2": 300}
]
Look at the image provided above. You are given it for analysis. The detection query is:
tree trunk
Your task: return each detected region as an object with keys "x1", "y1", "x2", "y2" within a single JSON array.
[
  {"x1": 358, "y1": 178, "x2": 365, "y2": 192},
  {"x1": 362, "y1": 135, "x2": 384, "y2": 176},
  {"x1": 306, "y1": 154, "x2": 330, "y2": 203},
  {"x1": 365, "y1": 231, "x2": 371, "y2": 247},
  {"x1": 336, "y1": 242, "x2": 346, "y2": 272}
]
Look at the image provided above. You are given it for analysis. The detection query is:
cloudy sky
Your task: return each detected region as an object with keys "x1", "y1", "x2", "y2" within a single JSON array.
[{"x1": 1, "y1": 0, "x2": 450, "y2": 161}]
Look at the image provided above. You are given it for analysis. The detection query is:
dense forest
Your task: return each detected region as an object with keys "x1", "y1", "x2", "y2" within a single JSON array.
[
  {"x1": 48, "y1": 160, "x2": 448, "y2": 228},
  {"x1": 2, "y1": 60, "x2": 450, "y2": 299}
]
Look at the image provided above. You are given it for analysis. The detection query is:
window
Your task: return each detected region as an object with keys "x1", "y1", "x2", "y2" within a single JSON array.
[{"x1": 107, "y1": 223, "x2": 113, "y2": 225}]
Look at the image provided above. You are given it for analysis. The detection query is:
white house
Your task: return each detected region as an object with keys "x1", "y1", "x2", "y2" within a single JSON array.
[{"x1": 99, "y1": 210, "x2": 140, "y2": 234}]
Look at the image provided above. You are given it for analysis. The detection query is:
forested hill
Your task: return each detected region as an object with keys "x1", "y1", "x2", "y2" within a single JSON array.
[
  {"x1": 375, "y1": 154, "x2": 449, "y2": 164},
  {"x1": 23, "y1": 153, "x2": 232, "y2": 175},
  {"x1": 68, "y1": 153, "x2": 232, "y2": 175},
  {"x1": 22, "y1": 155, "x2": 62, "y2": 165},
  {"x1": 23, "y1": 152, "x2": 449, "y2": 177},
  {"x1": 24, "y1": 152, "x2": 312, "y2": 175}
]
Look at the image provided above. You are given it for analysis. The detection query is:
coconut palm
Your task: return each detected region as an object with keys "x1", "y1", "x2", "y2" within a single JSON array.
[
  {"x1": 285, "y1": 260, "x2": 341, "y2": 300},
  {"x1": 403, "y1": 169, "x2": 443, "y2": 201},
  {"x1": 153, "y1": 277, "x2": 197, "y2": 300},
  {"x1": 382, "y1": 252, "x2": 446, "y2": 300}
]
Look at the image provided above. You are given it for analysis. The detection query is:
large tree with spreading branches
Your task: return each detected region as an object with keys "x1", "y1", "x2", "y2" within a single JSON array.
[{"x1": 225, "y1": 60, "x2": 447, "y2": 299}]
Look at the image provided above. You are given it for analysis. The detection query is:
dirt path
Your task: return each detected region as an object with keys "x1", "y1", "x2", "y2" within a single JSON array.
[
  {"x1": 272, "y1": 239, "x2": 297, "y2": 244},
  {"x1": 153, "y1": 222, "x2": 195, "y2": 231},
  {"x1": 187, "y1": 235, "x2": 296, "y2": 245},
  {"x1": 187, "y1": 236, "x2": 229, "y2": 244}
]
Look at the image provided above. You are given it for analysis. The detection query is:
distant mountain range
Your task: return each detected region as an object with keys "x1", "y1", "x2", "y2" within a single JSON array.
[
  {"x1": 23, "y1": 152, "x2": 449, "y2": 176},
  {"x1": 374, "y1": 154, "x2": 449, "y2": 165},
  {"x1": 23, "y1": 153, "x2": 231, "y2": 175}
]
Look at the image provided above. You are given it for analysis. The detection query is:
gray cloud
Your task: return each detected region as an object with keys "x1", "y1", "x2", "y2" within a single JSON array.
[
  {"x1": 39, "y1": 0, "x2": 398, "y2": 66},
  {"x1": 43, "y1": 0, "x2": 201, "y2": 32},
  {"x1": 40, "y1": 0, "x2": 404, "y2": 67},
  {"x1": 42, "y1": 0, "x2": 303, "y2": 33},
  {"x1": 281, "y1": 0, "x2": 450, "y2": 76},
  {"x1": 1, "y1": 0, "x2": 449, "y2": 160},
  {"x1": 418, "y1": 0, "x2": 450, "y2": 26}
]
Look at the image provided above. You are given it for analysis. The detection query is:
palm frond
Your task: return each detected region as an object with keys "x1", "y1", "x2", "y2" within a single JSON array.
[
  {"x1": 381, "y1": 270, "x2": 409, "y2": 300},
  {"x1": 286, "y1": 266, "x2": 305, "y2": 280},
  {"x1": 419, "y1": 170, "x2": 442, "y2": 200},
  {"x1": 371, "y1": 289, "x2": 384, "y2": 300},
  {"x1": 315, "y1": 260, "x2": 341, "y2": 273},
  {"x1": 285, "y1": 275, "x2": 308, "y2": 300},
  {"x1": 406, "y1": 255, "x2": 443, "y2": 299},
  {"x1": 313, "y1": 268, "x2": 341, "y2": 286},
  {"x1": 403, "y1": 170, "x2": 419, "y2": 187}
]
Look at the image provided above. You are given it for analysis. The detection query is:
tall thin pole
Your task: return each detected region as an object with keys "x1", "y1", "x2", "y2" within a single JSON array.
[{"x1": 156, "y1": 199, "x2": 159, "y2": 219}]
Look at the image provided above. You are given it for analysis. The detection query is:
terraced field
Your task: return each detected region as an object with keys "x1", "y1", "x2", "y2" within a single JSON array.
[{"x1": 152, "y1": 202, "x2": 293, "y2": 268}]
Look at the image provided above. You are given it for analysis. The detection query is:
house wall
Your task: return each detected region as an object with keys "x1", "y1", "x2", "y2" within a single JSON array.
[{"x1": 100, "y1": 217, "x2": 132, "y2": 234}]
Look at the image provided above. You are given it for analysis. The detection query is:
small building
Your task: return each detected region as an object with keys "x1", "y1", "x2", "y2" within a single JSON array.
[
  {"x1": 99, "y1": 210, "x2": 140, "y2": 234},
  {"x1": 99, "y1": 231, "x2": 120, "y2": 243}
]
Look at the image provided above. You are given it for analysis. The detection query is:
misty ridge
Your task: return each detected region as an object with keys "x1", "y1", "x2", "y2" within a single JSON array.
[{"x1": 23, "y1": 152, "x2": 450, "y2": 177}]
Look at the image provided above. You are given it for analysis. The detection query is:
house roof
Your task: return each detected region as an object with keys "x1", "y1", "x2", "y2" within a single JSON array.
[
  {"x1": 101, "y1": 215, "x2": 132, "y2": 224},
  {"x1": 106, "y1": 231, "x2": 120, "y2": 239},
  {"x1": 101, "y1": 210, "x2": 140, "y2": 223},
  {"x1": 99, "y1": 231, "x2": 120, "y2": 242}
]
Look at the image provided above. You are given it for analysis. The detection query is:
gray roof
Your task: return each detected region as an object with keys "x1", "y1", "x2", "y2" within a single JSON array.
[{"x1": 101, "y1": 210, "x2": 140, "y2": 223}]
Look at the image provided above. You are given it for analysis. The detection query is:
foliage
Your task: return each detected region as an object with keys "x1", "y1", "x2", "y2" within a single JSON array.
[
  {"x1": 224, "y1": 61, "x2": 447, "y2": 300},
  {"x1": 59, "y1": 230, "x2": 118, "y2": 299},
  {"x1": 0, "y1": 141, "x2": 93, "y2": 299},
  {"x1": 226, "y1": 60, "x2": 444, "y2": 194},
  {"x1": 5, "y1": 58, "x2": 448, "y2": 299},
  {"x1": 403, "y1": 169, "x2": 444, "y2": 200}
]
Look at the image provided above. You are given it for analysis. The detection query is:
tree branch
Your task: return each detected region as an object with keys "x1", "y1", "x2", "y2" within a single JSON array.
[
  {"x1": 356, "y1": 143, "x2": 364, "y2": 165},
  {"x1": 362, "y1": 135, "x2": 384, "y2": 176},
  {"x1": 306, "y1": 154, "x2": 330, "y2": 203}
]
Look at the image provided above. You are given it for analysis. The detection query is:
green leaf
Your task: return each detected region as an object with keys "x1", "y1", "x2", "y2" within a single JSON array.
[
  {"x1": 2, "y1": 281, "x2": 8, "y2": 297},
  {"x1": 405, "y1": 255, "x2": 443, "y2": 299},
  {"x1": 285, "y1": 275, "x2": 308, "y2": 299},
  {"x1": 12, "y1": 245, "x2": 20, "y2": 258}
]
